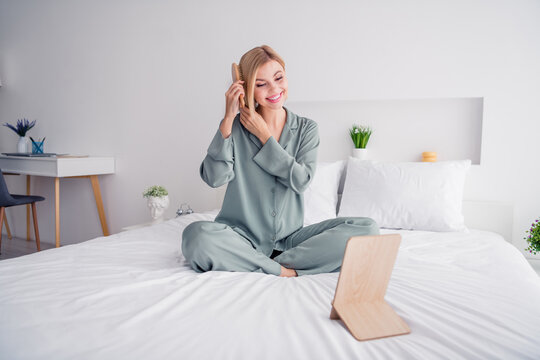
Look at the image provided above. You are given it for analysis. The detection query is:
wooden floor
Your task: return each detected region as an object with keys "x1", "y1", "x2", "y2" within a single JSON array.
[{"x1": 0, "y1": 235, "x2": 54, "y2": 260}]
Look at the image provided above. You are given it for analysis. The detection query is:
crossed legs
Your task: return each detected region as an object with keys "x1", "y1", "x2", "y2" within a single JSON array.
[
  {"x1": 275, "y1": 217, "x2": 379, "y2": 275},
  {"x1": 181, "y1": 217, "x2": 379, "y2": 276},
  {"x1": 182, "y1": 221, "x2": 282, "y2": 275}
]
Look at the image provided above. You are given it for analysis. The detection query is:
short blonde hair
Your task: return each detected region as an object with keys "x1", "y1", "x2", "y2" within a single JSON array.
[{"x1": 239, "y1": 45, "x2": 286, "y2": 115}]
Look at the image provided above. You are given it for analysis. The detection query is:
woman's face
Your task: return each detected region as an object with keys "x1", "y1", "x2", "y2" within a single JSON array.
[{"x1": 253, "y1": 60, "x2": 288, "y2": 110}]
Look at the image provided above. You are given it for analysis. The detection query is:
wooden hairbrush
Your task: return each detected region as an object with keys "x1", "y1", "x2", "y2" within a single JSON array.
[{"x1": 231, "y1": 63, "x2": 246, "y2": 108}]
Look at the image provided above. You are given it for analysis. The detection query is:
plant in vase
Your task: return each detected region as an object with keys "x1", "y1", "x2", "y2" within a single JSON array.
[
  {"x1": 3, "y1": 119, "x2": 37, "y2": 153},
  {"x1": 143, "y1": 185, "x2": 170, "y2": 223},
  {"x1": 349, "y1": 125, "x2": 372, "y2": 160},
  {"x1": 525, "y1": 218, "x2": 540, "y2": 255}
]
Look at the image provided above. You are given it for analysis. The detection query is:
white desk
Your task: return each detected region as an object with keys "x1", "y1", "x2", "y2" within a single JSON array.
[{"x1": 0, "y1": 155, "x2": 115, "y2": 247}]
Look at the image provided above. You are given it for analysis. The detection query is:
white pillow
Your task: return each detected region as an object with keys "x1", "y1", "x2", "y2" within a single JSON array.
[
  {"x1": 304, "y1": 161, "x2": 345, "y2": 225},
  {"x1": 337, "y1": 159, "x2": 471, "y2": 232}
]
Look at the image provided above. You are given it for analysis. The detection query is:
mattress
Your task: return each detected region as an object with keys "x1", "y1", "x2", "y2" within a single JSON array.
[{"x1": 1, "y1": 211, "x2": 540, "y2": 360}]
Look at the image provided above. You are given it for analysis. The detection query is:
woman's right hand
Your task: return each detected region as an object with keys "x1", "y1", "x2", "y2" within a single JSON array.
[
  {"x1": 224, "y1": 80, "x2": 245, "y2": 120},
  {"x1": 221, "y1": 80, "x2": 245, "y2": 138}
]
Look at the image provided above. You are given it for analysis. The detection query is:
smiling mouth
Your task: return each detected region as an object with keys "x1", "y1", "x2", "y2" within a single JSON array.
[{"x1": 266, "y1": 92, "x2": 283, "y2": 103}]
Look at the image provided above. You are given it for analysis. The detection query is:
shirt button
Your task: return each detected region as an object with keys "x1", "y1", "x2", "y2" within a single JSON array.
[
  {"x1": 272, "y1": 235, "x2": 276, "y2": 240},
  {"x1": 271, "y1": 211, "x2": 276, "y2": 217}
]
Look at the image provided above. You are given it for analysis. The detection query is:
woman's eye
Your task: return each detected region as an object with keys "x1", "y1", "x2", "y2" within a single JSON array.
[
  {"x1": 276, "y1": 76, "x2": 283, "y2": 81},
  {"x1": 256, "y1": 83, "x2": 266, "y2": 87}
]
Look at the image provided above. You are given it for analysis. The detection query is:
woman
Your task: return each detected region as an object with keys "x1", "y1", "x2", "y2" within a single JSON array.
[{"x1": 182, "y1": 45, "x2": 379, "y2": 277}]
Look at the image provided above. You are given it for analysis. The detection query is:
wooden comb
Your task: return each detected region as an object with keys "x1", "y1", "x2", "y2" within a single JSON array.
[{"x1": 231, "y1": 63, "x2": 246, "y2": 108}]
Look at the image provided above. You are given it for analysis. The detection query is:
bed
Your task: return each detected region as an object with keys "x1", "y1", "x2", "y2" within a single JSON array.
[
  {"x1": 1, "y1": 211, "x2": 540, "y2": 359},
  {"x1": 1, "y1": 157, "x2": 540, "y2": 360}
]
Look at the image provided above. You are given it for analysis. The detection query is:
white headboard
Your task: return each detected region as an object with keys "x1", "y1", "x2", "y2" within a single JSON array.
[{"x1": 287, "y1": 98, "x2": 483, "y2": 164}]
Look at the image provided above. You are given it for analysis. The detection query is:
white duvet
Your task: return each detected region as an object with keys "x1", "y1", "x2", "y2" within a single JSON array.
[{"x1": 1, "y1": 211, "x2": 540, "y2": 360}]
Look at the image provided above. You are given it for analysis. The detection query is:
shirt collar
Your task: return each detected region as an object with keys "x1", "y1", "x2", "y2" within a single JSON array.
[{"x1": 278, "y1": 106, "x2": 297, "y2": 150}]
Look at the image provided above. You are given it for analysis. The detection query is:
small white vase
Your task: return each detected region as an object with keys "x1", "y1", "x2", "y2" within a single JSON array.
[
  {"x1": 17, "y1": 136, "x2": 30, "y2": 153},
  {"x1": 352, "y1": 148, "x2": 368, "y2": 160},
  {"x1": 146, "y1": 195, "x2": 170, "y2": 223}
]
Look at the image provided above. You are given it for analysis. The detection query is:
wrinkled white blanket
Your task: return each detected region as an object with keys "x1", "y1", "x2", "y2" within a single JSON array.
[{"x1": 1, "y1": 211, "x2": 540, "y2": 360}]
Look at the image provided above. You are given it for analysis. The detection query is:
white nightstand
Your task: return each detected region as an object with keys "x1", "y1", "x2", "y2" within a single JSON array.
[{"x1": 527, "y1": 258, "x2": 540, "y2": 276}]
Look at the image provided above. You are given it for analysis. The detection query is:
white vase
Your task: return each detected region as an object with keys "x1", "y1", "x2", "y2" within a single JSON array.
[
  {"x1": 146, "y1": 195, "x2": 170, "y2": 223},
  {"x1": 352, "y1": 148, "x2": 368, "y2": 160},
  {"x1": 17, "y1": 136, "x2": 30, "y2": 153}
]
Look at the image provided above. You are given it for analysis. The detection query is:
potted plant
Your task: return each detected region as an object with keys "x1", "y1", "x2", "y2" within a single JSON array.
[
  {"x1": 3, "y1": 119, "x2": 37, "y2": 153},
  {"x1": 525, "y1": 218, "x2": 540, "y2": 255},
  {"x1": 143, "y1": 185, "x2": 170, "y2": 223},
  {"x1": 349, "y1": 125, "x2": 372, "y2": 160}
]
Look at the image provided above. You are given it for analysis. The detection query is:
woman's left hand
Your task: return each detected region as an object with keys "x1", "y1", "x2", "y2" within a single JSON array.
[{"x1": 239, "y1": 107, "x2": 272, "y2": 145}]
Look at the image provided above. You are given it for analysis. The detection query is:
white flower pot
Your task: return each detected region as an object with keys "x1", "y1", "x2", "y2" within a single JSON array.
[
  {"x1": 17, "y1": 136, "x2": 30, "y2": 153},
  {"x1": 146, "y1": 195, "x2": 170, "y2": 223},
  {"x1": 352, "y1": 148, "x2": 368, "y2": 160}
]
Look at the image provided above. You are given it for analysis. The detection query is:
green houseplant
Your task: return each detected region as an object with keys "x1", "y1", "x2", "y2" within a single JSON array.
[
  {"x1": 143, "y1": 185, "x2": 168, "y2": 198},
  {"x1": 525, "y1": 218, "x2": 540, "y2": 255},
  {"x1": 349, "y1": 125, "x2": 372, "y2": 149},
  {"x1": 349, "y1": 125, "x2": 372, "y2": 160}
]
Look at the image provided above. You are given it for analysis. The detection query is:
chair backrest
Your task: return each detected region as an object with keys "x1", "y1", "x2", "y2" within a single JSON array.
[{"x1": 0, "y1": 169, "x2": 17, "y2": 207}]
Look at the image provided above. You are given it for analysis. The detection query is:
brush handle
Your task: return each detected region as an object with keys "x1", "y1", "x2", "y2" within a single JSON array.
[{"x1": 231, "y1": 63, "x2": 246, "y2": 108}]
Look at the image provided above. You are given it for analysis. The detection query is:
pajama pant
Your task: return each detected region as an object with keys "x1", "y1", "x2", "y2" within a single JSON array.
[{"x1": 181, "y1": 217, "x2": 379, "y2": 276}]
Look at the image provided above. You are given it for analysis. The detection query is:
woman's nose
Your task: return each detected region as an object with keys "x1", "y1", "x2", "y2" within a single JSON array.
[{"x1": 268, "y1": 81, "x2": 280, "y2": 92}]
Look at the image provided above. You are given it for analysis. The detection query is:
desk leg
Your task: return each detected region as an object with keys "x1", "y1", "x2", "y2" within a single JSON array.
[
  {"x1": 55, "y1": 177, "x2": 60, "y2": 248},
  {"x1": 90, "y1": 175, "x2": 110, "y2": 236},
  {"x1": 26, "y1": 175, "x2": 31, "y2": 241}
]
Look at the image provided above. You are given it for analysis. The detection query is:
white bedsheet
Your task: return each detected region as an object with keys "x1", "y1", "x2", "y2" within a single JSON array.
[{"x1": 1, "y1": 211, "x2": 540, "y2": 360}]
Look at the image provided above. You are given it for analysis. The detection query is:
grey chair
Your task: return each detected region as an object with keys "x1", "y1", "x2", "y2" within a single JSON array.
[{"x1": 0, "y1": 169, "x2": 45, "y2": 254}]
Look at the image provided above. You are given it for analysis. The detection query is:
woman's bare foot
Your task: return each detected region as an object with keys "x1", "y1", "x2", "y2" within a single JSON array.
[{"x1": 280, "y1": 265, "x2": 298, "y2": 277}]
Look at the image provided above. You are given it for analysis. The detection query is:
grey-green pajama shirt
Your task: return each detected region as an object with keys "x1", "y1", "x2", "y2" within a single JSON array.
[{"x1": 182, "y1": 107, "x2": 379, "y2": 276}]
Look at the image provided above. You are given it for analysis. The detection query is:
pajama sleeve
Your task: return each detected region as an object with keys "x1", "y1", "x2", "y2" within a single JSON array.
[
  {"x1": 199, "y1": 126, "x2": 235, "y2": 188},
  {"x1": 252, "y1": 121, "x2": 319, "y2": 194}
]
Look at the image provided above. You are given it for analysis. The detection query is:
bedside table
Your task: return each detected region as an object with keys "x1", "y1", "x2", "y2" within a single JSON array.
[{"x1": 528, "y1": 258, "x2": 540, "y2": 276}]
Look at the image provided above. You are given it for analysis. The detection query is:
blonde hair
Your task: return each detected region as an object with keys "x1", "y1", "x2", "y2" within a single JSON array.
[{"x1": 239, "y1": 45, "x2": 286, "y2": 117}]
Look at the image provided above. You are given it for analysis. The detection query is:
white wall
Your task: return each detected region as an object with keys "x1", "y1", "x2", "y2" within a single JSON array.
[{"x1": 1, "y1": 0, "x2": 539, "y2": 259}]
